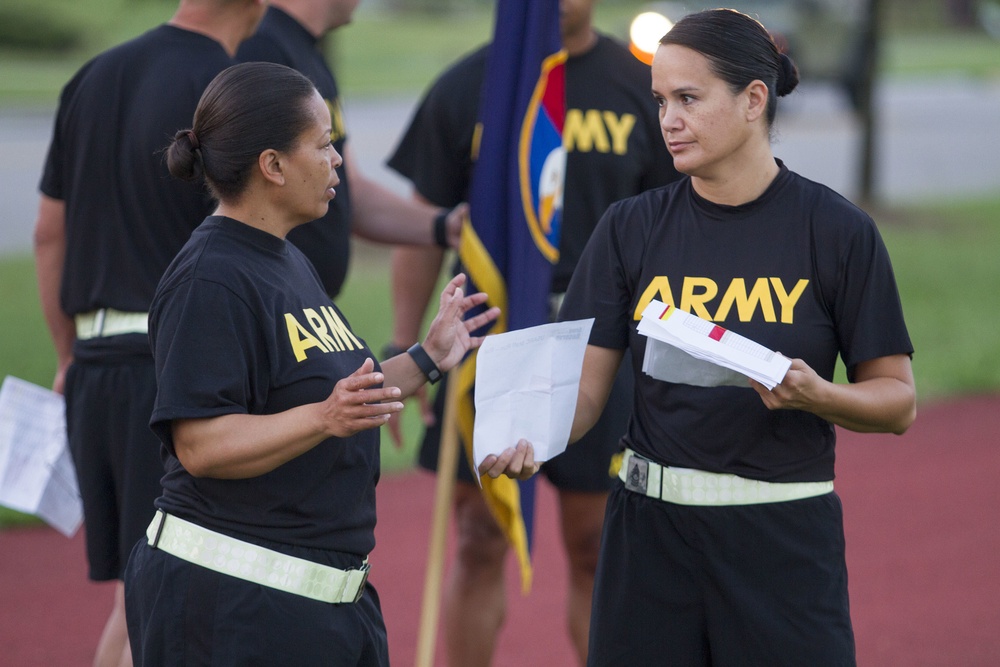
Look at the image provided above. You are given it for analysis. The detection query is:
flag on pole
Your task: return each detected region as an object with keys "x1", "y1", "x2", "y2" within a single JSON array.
[{"x1": 454, "y1": 0, "x2": 566, "y2": 593}]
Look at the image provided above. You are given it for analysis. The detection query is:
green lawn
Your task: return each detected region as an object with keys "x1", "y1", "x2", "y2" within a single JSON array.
[{"x1": 876, "y1": 198, "x2": 1000, "y2": 400}]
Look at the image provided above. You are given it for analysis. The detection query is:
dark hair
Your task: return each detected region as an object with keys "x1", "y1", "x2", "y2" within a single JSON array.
[
  {"x1": 660, "y1": 8, "x2": 799, "y2": 127},
  {"x1": 166, "y1": 62, "x2": 318, "y2": 201}
]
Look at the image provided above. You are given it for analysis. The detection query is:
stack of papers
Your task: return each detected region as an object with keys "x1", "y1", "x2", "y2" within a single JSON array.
[
  {"x1": 0, "y1": 376, "x2": 83, "y2": 537},
  {"x1": 636, "y1": 300, "x2": 791, "y2": 390}
]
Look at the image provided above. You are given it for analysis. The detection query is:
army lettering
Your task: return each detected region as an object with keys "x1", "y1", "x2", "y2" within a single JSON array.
[
  {"x1": 633, "y1": 276, "x2": 809, "y2": 324},
  {"x1": 563, "y1": 109, "x2": 637, "y2": 155},
  {"x1": 285, "y1": 306, "x2": 363, "y2": 362}
]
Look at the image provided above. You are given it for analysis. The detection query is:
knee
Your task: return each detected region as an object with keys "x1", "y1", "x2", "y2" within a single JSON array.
[
  {"x1": 453, "y1": 494, "x2": 507, "y2": 574},
  {"x1": 564, "y1": 525, "x2": 602, "y2": 577},
  {"x1": 559, "y1": 493, "x2": 606, "y2": 577}
]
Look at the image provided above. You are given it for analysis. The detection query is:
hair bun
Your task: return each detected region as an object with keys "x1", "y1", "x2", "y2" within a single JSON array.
[
  {"x1": 166, "y1": 128, "x2": 203, "y2": 181},
  {"x1": 172, "y1": 128, "x2": 201, "y2": 151},
  {"x1": 776, "y1": 52, "x2": 800, "y2": 97}
]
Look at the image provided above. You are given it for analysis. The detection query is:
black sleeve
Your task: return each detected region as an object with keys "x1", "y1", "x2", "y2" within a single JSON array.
[
  {"x1": 386, "y1": 50, "x2": 485, "y2": 207},
  {"x1": 38, "y1": 76, "x2": 80, "y2": 199},
  {"x1": 559, "y1": 200, "x2": 639, "y2": 350},
  {"x1": 833, "y1": 217, "x2": 913, "y2": 377},
  {"x1": 149, "y1": 278, "x2": 266, "y2": 453}
]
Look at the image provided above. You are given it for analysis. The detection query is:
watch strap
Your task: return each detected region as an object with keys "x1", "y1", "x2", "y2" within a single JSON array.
[{"x1": 407, "y1": 343, "x2": 443, "y2": 384}]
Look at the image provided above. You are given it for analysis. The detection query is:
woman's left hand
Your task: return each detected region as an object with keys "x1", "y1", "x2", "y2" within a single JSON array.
[
  {"x1": 750, "y1": 357, "x2": 824, "y2": 411},
  {"x1": 422, "y1": 273, "x2": 501, "y2": 372},
  {"x1": 751, "y1": 353, "x2": 916, "y2": 434}
]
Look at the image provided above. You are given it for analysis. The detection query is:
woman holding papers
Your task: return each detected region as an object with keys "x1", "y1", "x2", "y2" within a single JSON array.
[
  {"x1": 481, "y1": 9, "x2": 915, "y2": 666},
  {"x1": 124, "y1": 62, "x2": 498, "y2": 666}
]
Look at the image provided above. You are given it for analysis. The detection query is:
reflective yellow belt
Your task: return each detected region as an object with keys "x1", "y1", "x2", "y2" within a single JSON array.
[
  {"x1": 146, "y1": 511, "x2": 369, "y2": 604},
  {"x1": 75, "y1": 309, "x2": 148, "y2": 339},
  {"x1": 619, "y1": 448, "x2": 833, "y2": 506}
]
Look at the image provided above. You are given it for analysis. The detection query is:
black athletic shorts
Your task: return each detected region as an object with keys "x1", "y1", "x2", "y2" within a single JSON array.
[
  {"x1": 125, "y1": 539, "x2": 389, "y2": 666},
  {"x1": 588, "y1": 483, "x2": 856, "y2": 666},
  {"x1": 65, "y1": 356, "x2": 164, "y2": 581},
  {"x1": 418, "y1": 358, "x2": 633, "y2": 492}
]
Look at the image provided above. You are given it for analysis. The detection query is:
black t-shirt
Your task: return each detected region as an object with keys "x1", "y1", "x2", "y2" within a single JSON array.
[
  {"x1": 388, "y1": 34, "x2": 680, "y2": 292},
  {"x1": 238, "y1": 7, "x2": 353, "y2": 298},
  {"x1": 149, "y1": 216, "x2": 378, "y2": 556},
  {"x1": 561, "y1": 163, "x2": 913, "y2": 482},
  {"x1": 40, "y1": 25, "x2": 232, "y2": 326}
]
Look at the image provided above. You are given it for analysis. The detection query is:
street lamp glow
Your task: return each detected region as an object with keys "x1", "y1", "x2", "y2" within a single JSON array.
[{"x1": 629, "y1": 11, "x2": 673, "y2": 65}]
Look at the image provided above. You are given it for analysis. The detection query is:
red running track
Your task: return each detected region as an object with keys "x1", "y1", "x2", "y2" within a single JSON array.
[{"x1": 2, "y1": 396, "x2": 999, "y2": 665}]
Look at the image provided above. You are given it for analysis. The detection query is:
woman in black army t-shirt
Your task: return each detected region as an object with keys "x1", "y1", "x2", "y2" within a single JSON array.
[
  {"x1": 124, "y1": 62, "x2": 498, "y2": 666},
  {"x1": 481, "y1": 9, "x2": 916, "y2": 666}
]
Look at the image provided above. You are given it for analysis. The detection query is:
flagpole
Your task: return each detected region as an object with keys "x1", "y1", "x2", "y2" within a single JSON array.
[{"x1": 415, "y1": 367, "x2": 462, "y2": 667}]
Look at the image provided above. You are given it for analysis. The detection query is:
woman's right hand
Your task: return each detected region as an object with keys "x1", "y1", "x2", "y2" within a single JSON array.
[
  {"x1": 320, "y1": 357, "x2": 404, "y2": 438},
  {"x1": 477, "y1": 439, "x2": 540, "y2": 481}
]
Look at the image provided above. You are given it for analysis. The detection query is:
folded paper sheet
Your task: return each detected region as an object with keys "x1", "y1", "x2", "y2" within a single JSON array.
[
  {"x1": 637, "y1": 301, "x2": 791, "y2": 390},
  {"x1": 473, "y1": 319, "x2": 594, "y2": 471},
  {"x1": 0, "y1": 376, "x2": 83, "y2": 536}
]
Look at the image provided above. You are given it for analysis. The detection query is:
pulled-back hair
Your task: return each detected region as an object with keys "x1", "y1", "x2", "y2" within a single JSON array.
[
  {"x1": 660, "y1": 8, "x2": 799, "y2": 127},
  {"x1": 166, "y1": 62, "x2": 317, "y2": 201}
]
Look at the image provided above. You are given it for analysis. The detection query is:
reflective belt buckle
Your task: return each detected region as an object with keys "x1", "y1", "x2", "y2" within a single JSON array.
[{"x1": 623, "y1": 452, "x2": 649, "y2": 495}]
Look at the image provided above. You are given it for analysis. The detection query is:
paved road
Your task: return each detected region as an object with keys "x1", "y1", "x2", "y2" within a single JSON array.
[{"x1": 2, "y1": 76, "x2": 999, "y2": 256}]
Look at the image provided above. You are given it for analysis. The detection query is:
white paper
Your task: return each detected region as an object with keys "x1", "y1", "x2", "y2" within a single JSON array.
[
  {"x1": 637, "y1": 301, "x2": 791, "y2": 390},
  {"x1": 642, "y1": 337, "x2": 749, "y2": 388},
  {"x1": 0, "y1": 376, "x2": 83, "y2": 536},
  {"x1": 473, "y1": 319, "x2": 594, "y2": 472}
]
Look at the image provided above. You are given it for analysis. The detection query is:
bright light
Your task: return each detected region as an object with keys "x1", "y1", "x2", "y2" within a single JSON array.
[{"x1": 629, "y1": 11, "x2": 673, "y2": 65}]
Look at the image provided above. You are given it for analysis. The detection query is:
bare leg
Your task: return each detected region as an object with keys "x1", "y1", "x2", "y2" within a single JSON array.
[
  {"x1": 442, "y1": 482, "x2": 509, "y2": 667},
  {"x1": 93, "y1": 581, "x2": 131, "y2": 667},
  {"x1": 558, "y1": 489, "x2": 608, "y2": 666}
]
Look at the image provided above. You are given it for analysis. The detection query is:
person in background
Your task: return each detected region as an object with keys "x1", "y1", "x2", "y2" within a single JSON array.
[
  {"x1": 384, "y1": 0, "x2": 680, "y2": 663},
  {"x1": 33, "y1": 2, "x2": 267, "y2": 665},
  {"x1": 481, "y1": 9, "x2": 916, "y2": 666},
  {"x1": 237, "y1": 0, "x2": 464, "y2": 299},
  {"x1": 125, "y1": 61, "x2": 499, "y2": 666}
]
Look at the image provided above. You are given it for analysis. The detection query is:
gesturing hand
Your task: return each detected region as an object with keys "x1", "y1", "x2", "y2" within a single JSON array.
[
  {"x1": 422, "y1": 273, "x2": 501, "y2": 373},
  {"x1": 320, "y1": 357, "x2": 404, "y2": 438}
]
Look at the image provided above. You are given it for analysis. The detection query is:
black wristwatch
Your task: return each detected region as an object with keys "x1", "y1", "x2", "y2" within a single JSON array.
[
  {"x1": 433, "y1": 209, "x2": 451, "y2": 248},
  {"x1": 407, "y1": 343, "x2": 443, "y2": 384}
]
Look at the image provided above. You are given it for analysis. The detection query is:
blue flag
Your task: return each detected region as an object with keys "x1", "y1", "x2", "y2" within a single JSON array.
[{"x1": 454, "y1": 0, "x2": 566, "y2": 593}]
